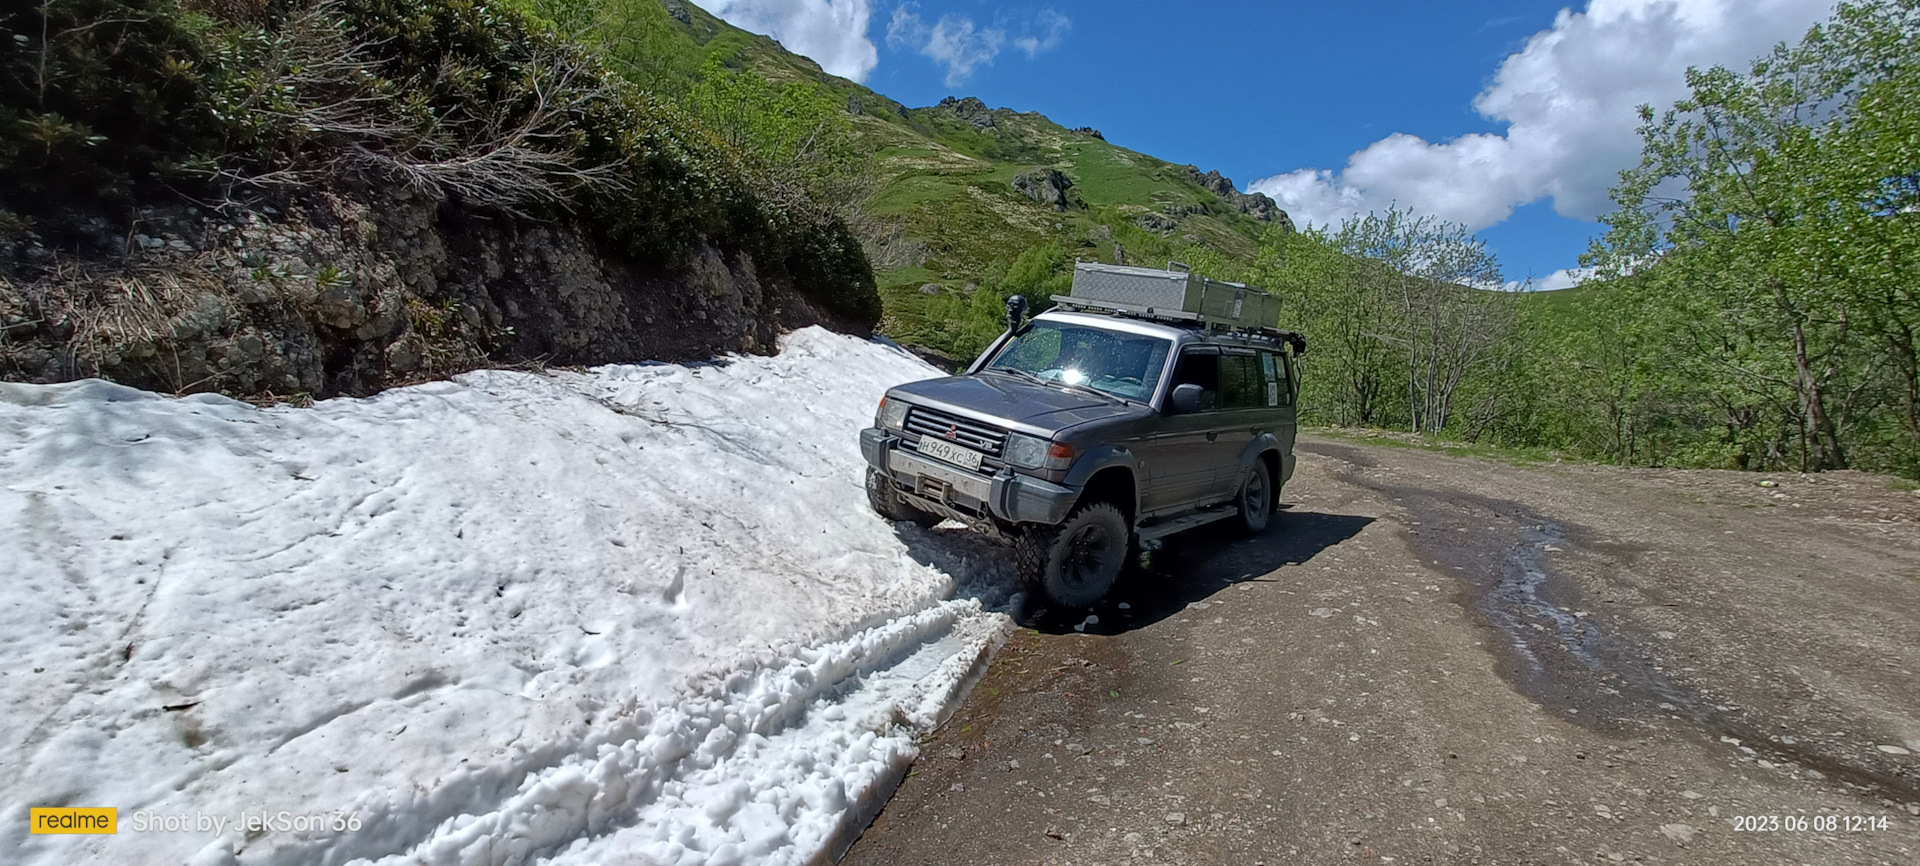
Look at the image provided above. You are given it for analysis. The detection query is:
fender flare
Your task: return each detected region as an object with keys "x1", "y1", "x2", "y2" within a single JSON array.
[
  {"x1": 1235, "y1": 434, "x2": 1284, "y2": 482},
  {"x1": 1063, "y1": 445, "x2": 1139, "y2": 515}
]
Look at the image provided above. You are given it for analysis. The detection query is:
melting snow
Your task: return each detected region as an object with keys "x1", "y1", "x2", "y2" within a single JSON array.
[{"x1": 1, "y1": 328, "x2": 1017, "y2": 865}]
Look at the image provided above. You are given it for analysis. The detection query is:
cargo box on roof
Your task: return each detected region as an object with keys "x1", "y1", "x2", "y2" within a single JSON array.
[{"x1": 1062, "y1": 262, "x2": 1282, "y2": 330}]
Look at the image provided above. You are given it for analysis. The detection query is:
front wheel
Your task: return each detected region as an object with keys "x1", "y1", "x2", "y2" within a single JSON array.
[
  {"x1": 1015, "y1": 501, "x2": 1130, "y2": 609},
  {"x1": 1236, "y1": 460, "x2": 1273, "y2": 534}
]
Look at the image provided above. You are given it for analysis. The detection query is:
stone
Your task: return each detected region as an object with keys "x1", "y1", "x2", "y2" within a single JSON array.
[
  {"x1": 1659, "y1": 823, "x2": 1697, "y2": 844},
  {"x1": 936, "y1": 96, "x2": 997, "y2": 130},
  {"x1": 1135, "y1": 213, "x2": 1178, "y2": 235},
  {"x1": 1011, "y1": 169, "x2": 1083, "y2": 212},
  {"x1": 1179, "y1": 165, "x2": 1293, "y2": 230}
]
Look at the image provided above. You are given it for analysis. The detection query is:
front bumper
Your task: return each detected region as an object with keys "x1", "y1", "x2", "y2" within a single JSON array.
[{"x1": 860, "y1": 427, "x2": 1079, "y2": 525}]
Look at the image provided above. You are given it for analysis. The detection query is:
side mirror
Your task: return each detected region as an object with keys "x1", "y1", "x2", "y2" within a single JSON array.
[
  {"x1": 1169, "y1": 383, "x2": 1203, "y2": 414},
  {"x1": 1004, "y1": 294, "x2": 1028, "y2": 334}
]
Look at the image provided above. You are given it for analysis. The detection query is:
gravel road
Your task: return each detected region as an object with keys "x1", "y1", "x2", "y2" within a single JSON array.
[{"x1": 842, "y1": 434, "x2": 1920, "y2": 865}]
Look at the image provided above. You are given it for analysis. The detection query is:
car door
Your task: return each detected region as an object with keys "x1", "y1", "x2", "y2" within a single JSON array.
[
  {"x1": 1142, "y1": 347, "x2": 1234, "y2": 514},
  {"x1": 1202, "y1": 349, "x2": 1268, "y2": 499}
]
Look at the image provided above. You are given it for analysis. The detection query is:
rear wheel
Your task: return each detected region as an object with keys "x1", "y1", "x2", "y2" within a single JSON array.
[
  {"x1": 866, "y1": 467, "x2": 942, "y2": 527},
  {"x1": 1236, "y1": 460, "x2": 1273, "y2": 534},
  {"x1": 1015, "y1": 501, "x2": 1130, "y2": 609}
]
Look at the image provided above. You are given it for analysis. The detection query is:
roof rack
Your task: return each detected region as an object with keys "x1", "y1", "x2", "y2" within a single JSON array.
[{"x1": 1047, "y1": 294, "x2": 1307, "y2": 356}]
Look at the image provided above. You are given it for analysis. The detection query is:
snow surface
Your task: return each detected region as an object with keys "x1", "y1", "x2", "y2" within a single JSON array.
[{"x1": 1, "y1": 328, "x2": 1020, "y2": 865}]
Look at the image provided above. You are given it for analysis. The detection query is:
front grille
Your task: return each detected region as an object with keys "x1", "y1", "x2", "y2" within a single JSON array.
[{"x1": 904, "y1": 406, "x2": 1008, "y2": 458}]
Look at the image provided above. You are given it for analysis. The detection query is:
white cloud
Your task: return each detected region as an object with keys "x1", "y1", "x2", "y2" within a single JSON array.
[
  {"x1": 696, "y1": 0, "x2": 880, "y2": 81},
  {"x1": 1250, "y1": 0, "x2": 1838, "y2": 231},
  {"x1": 888, "y1": 4, "x2": 1070, "y2": 85},
  {"x1": 1014, "y1": 9, "x2": 1070, "y2": 58},
  {"x1": 1504, "y1": 268, "x2": 1589, "y2": 291}
]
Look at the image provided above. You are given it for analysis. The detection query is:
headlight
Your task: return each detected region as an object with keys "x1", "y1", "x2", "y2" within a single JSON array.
[
  {"x1": 1003, "y1": 432, "x2": 1049, "y2": 469},
  {"x1": 877, "y1": 396, "x2": 910, "y2": 431}
]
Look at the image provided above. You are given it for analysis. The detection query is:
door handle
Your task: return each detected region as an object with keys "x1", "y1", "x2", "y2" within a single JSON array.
[{"x1": 1205, "y1": 431, "x2": 1218, "y2": 442}]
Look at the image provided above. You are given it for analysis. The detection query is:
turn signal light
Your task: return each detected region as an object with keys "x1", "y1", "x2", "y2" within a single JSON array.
[{"x1": 1047, "y1": 443, "x2": 1074, "y2": 460}]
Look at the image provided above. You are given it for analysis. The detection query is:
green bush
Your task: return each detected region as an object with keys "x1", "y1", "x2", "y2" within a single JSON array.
[{"x1": 0, "y1": 0, "x2": 224, "y2": 224}]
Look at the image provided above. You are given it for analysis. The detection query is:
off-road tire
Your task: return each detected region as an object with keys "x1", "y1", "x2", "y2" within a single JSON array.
[
  {"x1": 866, "y1": 467, "x2": 942, "y2": 527},
  {"x1": 1236, "y1": 460, "x2": 1273, "y2": 534},
  {"x1": 1015, "y1": 501, "x2": 1131, "y2": 609}
]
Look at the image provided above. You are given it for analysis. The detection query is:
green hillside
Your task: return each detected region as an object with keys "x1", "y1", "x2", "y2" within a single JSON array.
[{"x1": 557, "y1": 0, "x2": 1294, "y2": 357}]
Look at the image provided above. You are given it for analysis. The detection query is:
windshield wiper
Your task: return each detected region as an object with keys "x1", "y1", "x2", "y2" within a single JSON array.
[
  {"x1": 983, "y1": 366, "x2": 1050, "y2": 387},
  {"x1": 986, "y1": 368, "x2": 1126, "y2": 405}
]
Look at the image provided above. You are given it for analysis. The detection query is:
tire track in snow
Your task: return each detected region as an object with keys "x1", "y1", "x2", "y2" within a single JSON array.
[{"x1": 243, "y1": 601, "x2": 1008, "y2": 866}]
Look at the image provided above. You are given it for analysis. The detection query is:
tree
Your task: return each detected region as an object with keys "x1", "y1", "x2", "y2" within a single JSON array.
[
  {"x1": 1330, "y1": 208, "x2": 1513, "y2": 434},
  {"x1": 1585, "y1": 0, "x2": 1920, "y2": 472}
]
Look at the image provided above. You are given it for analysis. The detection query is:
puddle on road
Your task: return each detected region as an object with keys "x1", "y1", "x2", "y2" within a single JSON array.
[{"x1": 1298, "y1": 440, "x2": 1920, "y2": 802}]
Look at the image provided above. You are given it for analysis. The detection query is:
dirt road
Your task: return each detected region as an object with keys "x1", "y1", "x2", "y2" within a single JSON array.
[{"x1": 842, "y1": 435, "x2": 1920, "y2": 865}]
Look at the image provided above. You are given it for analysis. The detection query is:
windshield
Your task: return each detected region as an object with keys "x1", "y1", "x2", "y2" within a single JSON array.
[{"x1": 983, "y1": 320, "x2": 1172, "y2": 402}]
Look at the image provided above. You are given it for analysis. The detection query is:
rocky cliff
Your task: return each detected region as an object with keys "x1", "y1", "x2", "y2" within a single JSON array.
[{"x1": 0, "y1": 187, "x2": 852, "y2": 400}]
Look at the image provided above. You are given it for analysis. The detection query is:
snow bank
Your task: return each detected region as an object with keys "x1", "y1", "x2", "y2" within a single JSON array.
[{"x1": 1, "y1": 328, "x2": 1018, "y2": 865}]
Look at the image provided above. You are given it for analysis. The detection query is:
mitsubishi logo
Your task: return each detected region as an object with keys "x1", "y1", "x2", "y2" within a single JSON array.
[{"x1": 944, "y1": 424, "x2": 960, "y2": 440}]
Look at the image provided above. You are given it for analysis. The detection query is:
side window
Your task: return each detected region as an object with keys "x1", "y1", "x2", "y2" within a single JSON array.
[
  {"x1": 1170, "y1": 349, "x2": 1220, "y2": 411},
  {"x1": 1259, "y1": 351, "x2": 1289, "y2": 406},
  {"x1": 1220, "y1": 353, "x2": 1264, "y2": 409}
]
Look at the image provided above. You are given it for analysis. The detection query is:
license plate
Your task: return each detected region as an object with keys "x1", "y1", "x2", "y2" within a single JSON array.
[{"x1": 916, "y1": 436, "x2": 984, "y2": 471}]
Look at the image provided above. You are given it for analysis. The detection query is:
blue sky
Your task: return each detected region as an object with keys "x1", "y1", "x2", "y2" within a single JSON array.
[{"x1": 694, "y1": 0, "x2": 1841, "y2": 288}]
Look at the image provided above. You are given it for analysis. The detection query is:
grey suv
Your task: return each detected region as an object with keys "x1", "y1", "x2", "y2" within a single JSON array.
[{"x1": 860, "y1": 275, "x2": 1304, "y2": 609}]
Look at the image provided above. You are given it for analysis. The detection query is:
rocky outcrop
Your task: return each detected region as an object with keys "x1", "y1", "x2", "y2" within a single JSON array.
[
  {"x1": 1134, "y1": 213, "x2": 1178, "y2": 236},
  {"x1": 936, "y1": 96, "x2": 998, "y2": 131},
  {"x1": 1011, "y1": 169, "x2": 1084, "y2": 212},
  {"x1": 0, "y1": 187, "x2": 857, "y2": 399},
  {"x1": 1070, "y1": 126, "x2": 1105, "y2": 140},
  {"x1": 1183, "y1": 166, "x2": 1294, "y2": 231}
]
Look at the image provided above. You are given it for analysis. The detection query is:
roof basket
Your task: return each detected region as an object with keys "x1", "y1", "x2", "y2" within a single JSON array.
[{"x1": 1054, "y1": 263, "x2": 1307, "y2": 355}]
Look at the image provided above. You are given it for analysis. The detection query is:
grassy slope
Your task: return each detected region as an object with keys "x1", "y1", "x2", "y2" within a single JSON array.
[{"x1": 654, "y1": 1, "x2": 1277, "y2": 343}]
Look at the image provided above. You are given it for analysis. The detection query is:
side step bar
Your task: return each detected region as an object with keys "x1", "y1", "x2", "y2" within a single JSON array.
[{"x1": 1136, "y1": 505, "x2": 1238, "y2": 543}]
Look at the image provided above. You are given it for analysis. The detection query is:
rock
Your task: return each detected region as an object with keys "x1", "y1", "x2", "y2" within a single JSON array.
[
  {"x1": 1179, "y1": 165, "x2": 1293, "y2": 230},
  {"x1": 1876, "y1": 744, "x2": 1912, "y2": 755},
  {"x1": 846, "y1": 94, "x2": 862, "y2": 115},
  {"x1": 1659, "y1": 823, "x2": 1697, "y2": 844},
  {"x1": 1070, "y1": 126, "x2": 1104, "y2": 140},
  {"x1": 940, "y1": 745, "x2": 965, "y2": 761},
  {"x1": 1011, "y1": 169, "x2": 1083, "y2": 212},
  {"x1": 2, "y1": 186, "x2": 846, "y2": 400},
  {"x1": 936, "y1": 96, "x2": 997, "y2": 130},
  {"x1": 919, "y1": 283, "x2": 942, "y2": 295},
  {"x1": 1163, "y1": 812, "x2": 1185, "y2": 825},
  {"x1": 1134, "y1": 213, "x2": 1178, "y2": 235},
  {"x1": 315, "y1": 282, "x2": 370, "y2": 330}
]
